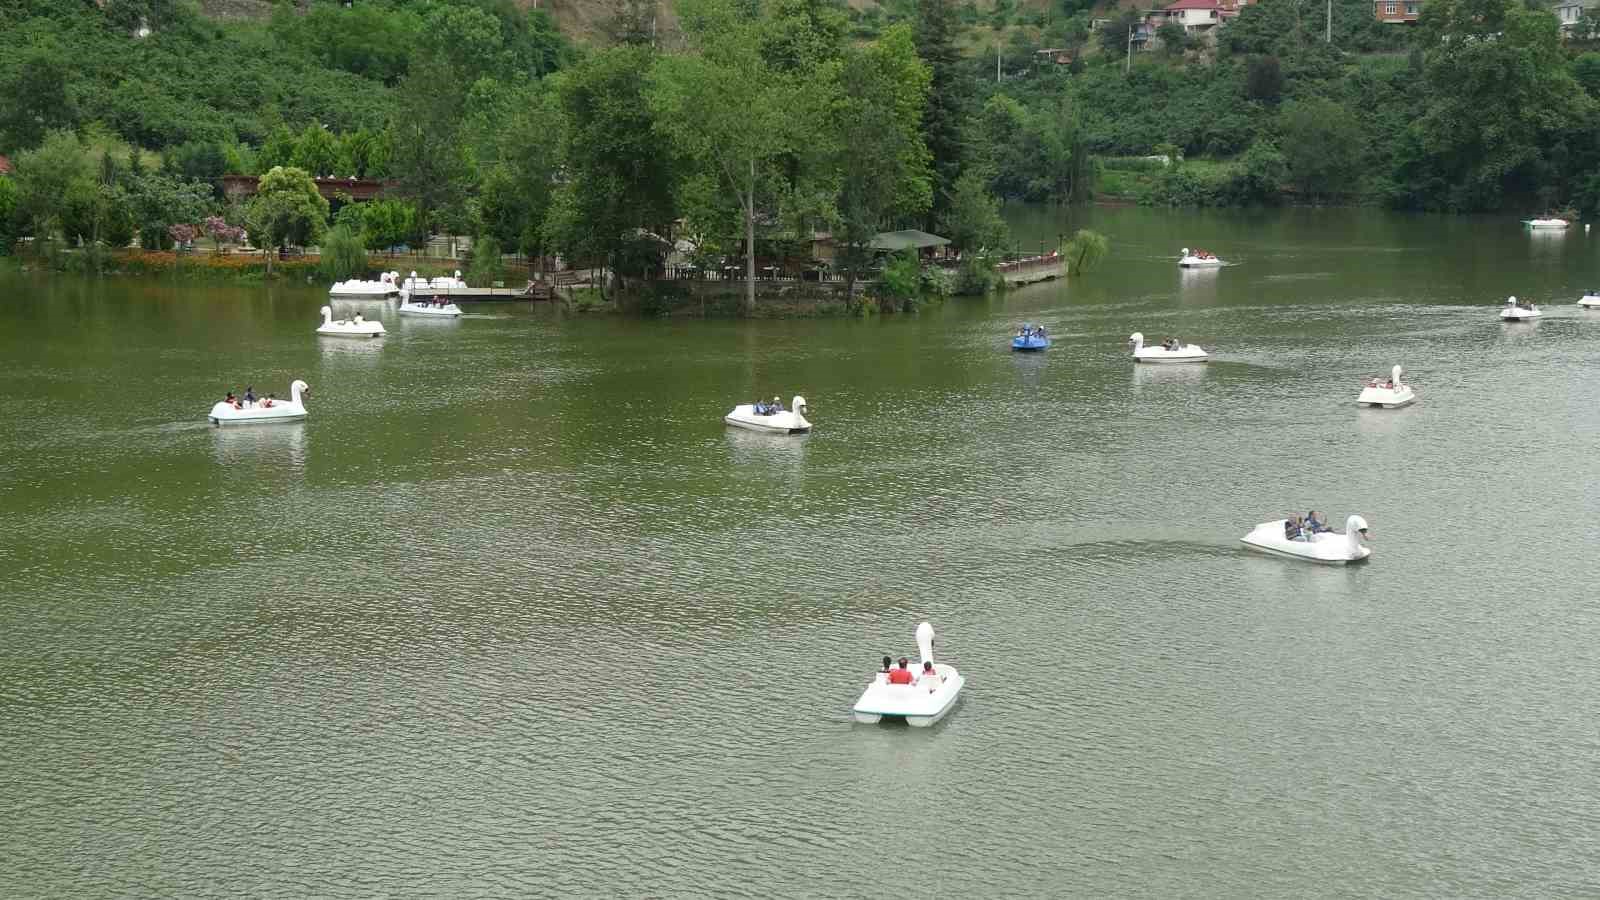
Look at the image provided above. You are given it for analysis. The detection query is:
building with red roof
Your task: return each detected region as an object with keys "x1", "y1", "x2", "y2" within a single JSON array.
[{"x1": 0, "y1": 154, "x2": 12, "y2": 176}]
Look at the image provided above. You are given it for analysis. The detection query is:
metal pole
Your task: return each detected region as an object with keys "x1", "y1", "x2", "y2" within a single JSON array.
[
  {"x1": 997, "y1": 42, "x2": 1001, "y2": 83},
  {"x1": 1326, "y1": 0, "x2": 1331, "y2": 41},
  {"x1": 1126, "y1": 24, "x2": 1132, "y2": 74}
]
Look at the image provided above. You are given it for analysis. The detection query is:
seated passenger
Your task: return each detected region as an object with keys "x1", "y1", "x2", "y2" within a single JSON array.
[
  {"x1": 887, "y1": 658, "x2": 915, "y2": 685},
  {"x1": 243, "y1": 386, "x2": 256, "y2": 407},
  {"x1": 1284, "y1": 516, "x2": 1302, "y2": 541},
  {"x1": 225, "y1": 391, "x2": 238, "y2": 408},
  {"x1": 881, "y1": 655, "x2": 893, "y2": 676},
  {"x1": 263, "y1": 394, "x2": 276, "y2": 408},
  {"x1": 919, "y1": 661, "x2": 943, "y2": 692},
  {"x1": 1306, "y1": 511, "x2": 1327, "y2": 533},
  {"x1": 771, "y1": 396, "x2": 784, "y2": 413},
  {"x1": 753, "y1": 400, "x2": 767, "y2": 415}
]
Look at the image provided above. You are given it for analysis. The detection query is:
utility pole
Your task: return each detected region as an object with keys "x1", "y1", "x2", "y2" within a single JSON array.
[
  {"x1": 997, "y1": 42, "x2": 1002, "y2": 83},
  {"x1": 1126, "y1": 24, "x2": 1133, "y2": 74},
  {"x1": 1326, "y1": 0, "x2": 1332, "y2": 42}
]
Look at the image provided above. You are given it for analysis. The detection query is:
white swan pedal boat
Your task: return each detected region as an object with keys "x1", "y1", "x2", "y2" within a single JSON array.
[
  {"x1": 853, "y1": 622, "x2": 964, "y2": 727},
  {"x1": 1523, "y1": 218, "x2": 1570, "y2": 231},
  {"x1": 1177, "y1": 247, "x2": 1224, "y2": 268},
  {"x1": 725, "y1": 395, "x2": 811, "y2": 434},
  {"x1": 328, "y1": 271, "x2": 399, "y2": 298},
  {"x1": 1577, "y1": 291, "x2": 1600, "y2": 309},
  {"x1": 1357, "y1": 365, "x2": 1415, "y2": 409},
  {"x1": 316, "y1": 305, "x2": 386, "y2": 337},
  {"x1": 209, "y1": 380, "x2": 309, "y2": 426},
  {"x1": 400, "y1": 270, "x2": 468, "y2": 299},
  {"x1": 398, "y1": 294, "x2": 463, "y2": 317},
  {"x1": 1500, "y1": 296, "x2": 1541, "y2": 322},
  {"x1": 1129, "y1": 331, "x2": 1208, "y2": 363},
  {"x1": 1241, "y1": 514, "x2": 1370, "y2": 565}
]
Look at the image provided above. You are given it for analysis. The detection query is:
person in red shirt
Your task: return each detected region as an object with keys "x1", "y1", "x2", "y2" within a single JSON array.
[{"x1": 887, "y1": 657, "x2": 914, "y2": 685}]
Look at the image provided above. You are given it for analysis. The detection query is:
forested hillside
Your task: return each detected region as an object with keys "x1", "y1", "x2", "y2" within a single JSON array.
[{"x1": 2, "y1": 0, "x2": 1598, "y2": 298}]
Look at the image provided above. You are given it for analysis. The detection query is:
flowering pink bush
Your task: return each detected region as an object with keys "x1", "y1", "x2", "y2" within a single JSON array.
[
  {"x1": 169, "y1": 223, "x2": 198, "y2": 246},
  {"x1": 204, "y1": 216, "x2": 246, "y2": 248}
]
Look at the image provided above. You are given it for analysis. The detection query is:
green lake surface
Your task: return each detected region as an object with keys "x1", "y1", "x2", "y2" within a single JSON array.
[{"x1": 3, "y1": 206, "x2": 1599, "y2": 897}]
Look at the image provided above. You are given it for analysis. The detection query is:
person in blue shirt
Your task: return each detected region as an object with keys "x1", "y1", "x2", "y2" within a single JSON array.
[
  {"x1": 243, "y1": 385, "x2": 255, "y2": 407},
  {"x1": 1305, "y1": 511, "x2": 1327, "y2": 533}
]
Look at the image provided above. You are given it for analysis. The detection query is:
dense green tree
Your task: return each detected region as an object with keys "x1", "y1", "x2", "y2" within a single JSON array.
[
  {"x1": 1279, "y1": 98, "x2": 1365, "y2": 199},
  {"x1": 1245, "y1": 55, "x2": 1283, "y2": 104},
  {"x1": 0, "y1": 45, "x2": 78, "y2": 154},
  {"x1": 125, "y1": 170, "x2": 212, "y2": 251},
  {"x1": 0, "y1": 177, "x2": 19, "y2": 254},
  {"x1": 545, "y1": 47, "x2": 676, "y2": 287},
  {"x1": 11, "y1": 131, "x2": 94, "y2": 241},
  {"x1": 291, "y1": 125, "x2": 341, "y2": 178},
  {"x1": 359, "y1": 199, "x2": 422, "y2": 253},
  {"x1": 247, "y1": 166, "x2": 329, "y2": 267},
  {"x1": 388, "y1": 53, "x2": 474, "y2": 235},
  {"x1": 1403, "y1": 0, "x2": 1590, "y2": 210},
  {"x1": 650, "y1": 0, "x2": 835, "y2": 313},
  {"x1": 941, "y1": 169, "x2": 1008, "y2": 254},
  {"x1": 914, "y1": 0, "x2": 969, "y2": 223},
  {"x1": 831, "y1": 26, "x2": 934, "y2": 293}
]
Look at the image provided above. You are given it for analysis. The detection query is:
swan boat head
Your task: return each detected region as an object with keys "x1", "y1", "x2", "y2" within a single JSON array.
[
  {"x1": 791, "y1": 395, "x2": 808, "y2": 418},
  {"x1": 1128, "y1": 331, "x2": 1145, "y2": 351},
  {"x1": 915, "y1": 621, "x2": 935, "y2": 666},
  {"x1": 290, "y1": 379, "x2": 310, "y2": 404},
  {"x1": 1344, "y1": 514, "x2": 1370, "y2": 554},
  {"x1": 320, "y1": 305, "x2": 333, "y2": 323}
]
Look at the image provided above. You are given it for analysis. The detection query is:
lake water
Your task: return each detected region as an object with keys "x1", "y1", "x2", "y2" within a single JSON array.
[{"x1": 3, "y1": 207, "x2": 1599, "y2": 897}]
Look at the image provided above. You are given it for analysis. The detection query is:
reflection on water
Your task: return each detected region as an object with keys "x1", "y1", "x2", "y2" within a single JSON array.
[
  {"x1": 211, "y1": 421, "x2": 307, "y2": 471},
  {"x1": 724, "y1": 424, "x2": 811, "y2": 471},
  {"x1": 1131, "y1": 362, "x2": 1207, "y2": 387},
  {"x1": 1176, "y1": 265, "x2": 1221, "y2": 305},
  {"x1": 317, "y1": 334, "x2": 385, "y2": 361}
]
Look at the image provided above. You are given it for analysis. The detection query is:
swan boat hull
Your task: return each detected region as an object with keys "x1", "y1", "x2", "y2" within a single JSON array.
[
  {"x1": 1578, "y1": 295, "x2": 1600, "y2": 309},
  {"x1": 1357, "y1": 386, "x2": 1415, "y2": 408},
  {"x1": 1240, "y1": 521, "x2": 1370, "y2": 565},
  {"x1": 1012, "y1": 336, "x2": 1050, "y2": 352},
  {"x1": 724, "y1": 405, "x2": 811, "y2": 434},
  {"x1": 852, "y1": 666, "x2": 965, "y2": 727},
  {"x1": 1500, "y1": 308, "x2": 1541, "y2": 322},
  {"x1": 208, "y1": 403, "x2": 306, "y2": 426},
  {"x1": 1134, "y1": 347, "x2": 1208, "y2": 364},
  {"x1": 328, "y1": 281, "x2": 399, "y2": 298},
  {"x1": 1178, "y1": 256, "x2": 1224, "y2": 268},
  {"x1": 1523, "y1": 219, "x2": 1570, "y2": 230},
  {"x1": 399, "y1": 301, "x2": 462, "y2": 317}
]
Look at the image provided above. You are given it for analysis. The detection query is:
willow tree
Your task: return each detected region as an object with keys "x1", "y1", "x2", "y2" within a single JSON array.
[{"x1": 649, "y1": 0, "x2": 836, "y2": 314}]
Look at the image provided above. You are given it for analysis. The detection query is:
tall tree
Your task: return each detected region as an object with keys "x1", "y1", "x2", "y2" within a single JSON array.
[
  {"x1": 832, "y1": 26, "x2": 934, "y2": 293},
  {"x1": 650, "y1": 0, "x2": 836, "y2": 314},
  {"x1": 913, "y1": 0, "x2": 967, "y2": 224},
  {"x1": 388, "y1": 53, "x2": 475, "y2": 235},
  {"x1": 545, "y1": 47, "x2": 676, "y2": 290}
]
